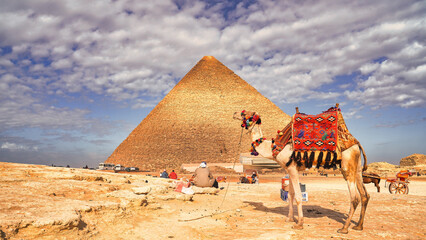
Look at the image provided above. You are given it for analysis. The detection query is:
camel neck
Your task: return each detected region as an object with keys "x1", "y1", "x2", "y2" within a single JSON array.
[{"x1": 250, "y1": 124, "x2": 263, "y2": 142}]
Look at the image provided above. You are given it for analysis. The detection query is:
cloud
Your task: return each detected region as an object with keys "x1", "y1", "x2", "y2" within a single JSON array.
[
  {"x1": 0, "y1": 135, "x2": 41, "y2": 152},
  {"x1": 1, "y1": 0, "x2": 424, "y2": 109},
  {"x1": 0, "y1": 74, "x2": 113, "y2": 135},
  {"x1": 374, "y1": 117, "x2": 426, "y2": 128},
  {"x1": 345, "y1": 58, "x2": 426, "y2": 108},
  {"x1": 1, "y1": 142, "x2": 38, "y2": 151},
  {"x1": 0, "y1": 0, "x2": 425, "y2": 165}
]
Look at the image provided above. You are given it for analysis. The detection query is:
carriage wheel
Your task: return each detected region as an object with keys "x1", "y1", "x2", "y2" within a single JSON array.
[{"x1": 389, "y1": 182, "x2": 409, "y2": 194}]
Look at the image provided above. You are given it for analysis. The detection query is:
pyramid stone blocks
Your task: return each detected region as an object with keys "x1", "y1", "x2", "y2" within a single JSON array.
[{"x1": 106, "y1": 56, "x2": 291, "y2": 170}]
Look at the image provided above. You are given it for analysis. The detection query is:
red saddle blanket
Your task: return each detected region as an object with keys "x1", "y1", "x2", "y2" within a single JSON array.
[{"x1": 293, "y1": 108, "x2": 339, "y2": 152}]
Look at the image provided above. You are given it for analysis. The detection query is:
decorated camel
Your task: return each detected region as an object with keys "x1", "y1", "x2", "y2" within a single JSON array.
[{"x1": 233, "y1": 104, "x2": 369, "y2": 234}]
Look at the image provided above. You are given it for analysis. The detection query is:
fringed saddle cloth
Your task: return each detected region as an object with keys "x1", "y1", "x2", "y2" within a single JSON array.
[{"x1": 272, "y1": 106, "x2": 359, "y2": 169}]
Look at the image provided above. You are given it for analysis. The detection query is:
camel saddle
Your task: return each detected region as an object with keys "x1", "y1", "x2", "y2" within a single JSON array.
[{"x1": 272, "y1": 104, "x2": 359, "y2": 169}]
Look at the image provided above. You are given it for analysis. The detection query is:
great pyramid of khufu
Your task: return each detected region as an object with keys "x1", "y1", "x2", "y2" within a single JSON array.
[{"x1": 106, "y1": 56, "x2": 291, "y2": 170}]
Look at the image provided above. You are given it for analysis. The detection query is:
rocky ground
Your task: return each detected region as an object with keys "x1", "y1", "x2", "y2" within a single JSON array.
[{"x1": 1, "y1": 162, "x2": 425, "y2": 240}]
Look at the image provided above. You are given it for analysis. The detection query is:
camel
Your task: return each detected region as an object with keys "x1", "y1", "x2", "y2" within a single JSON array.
[{"x1": 233, "y1": 106, "x2": 369, "y2": 234}]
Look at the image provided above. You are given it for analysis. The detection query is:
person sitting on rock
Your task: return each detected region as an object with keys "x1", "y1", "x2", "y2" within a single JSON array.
[
  {"x1": 160, "y1": 169, "x2": 168, "y2": 178},
  {"x1": 192, "y1": 161, "x2": 218, "y2": 188},
  {"x1": 169, "y1": 169, "x2": 177, "y2": 179}
]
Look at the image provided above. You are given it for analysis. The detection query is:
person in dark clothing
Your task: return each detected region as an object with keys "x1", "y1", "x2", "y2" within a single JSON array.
[
  {"x1": 251, "y1": 171, "x2": 258, "y2": 184},
  {"x1": 160, "y1": 169, "x2": 169, "y2": 178}
]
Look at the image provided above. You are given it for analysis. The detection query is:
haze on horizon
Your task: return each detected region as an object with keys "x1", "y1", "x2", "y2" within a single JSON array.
[{"x1": 0, "y1": 0, "x2": 425, "y2": 168}]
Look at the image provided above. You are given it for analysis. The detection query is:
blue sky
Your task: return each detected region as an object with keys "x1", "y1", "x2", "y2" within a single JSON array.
[{"x1": 0, "y1": 0, "x2": 425, "y2": 168}]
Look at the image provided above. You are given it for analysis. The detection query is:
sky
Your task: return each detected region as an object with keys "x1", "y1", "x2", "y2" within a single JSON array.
[{"x1": 0, "y1": 0, "x2": 425, "y2": 168}]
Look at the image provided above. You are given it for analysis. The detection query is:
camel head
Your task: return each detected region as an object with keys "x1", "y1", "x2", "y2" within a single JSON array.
[{"x1": 233, "y1": 110, "x2": 261, "y2": 129}]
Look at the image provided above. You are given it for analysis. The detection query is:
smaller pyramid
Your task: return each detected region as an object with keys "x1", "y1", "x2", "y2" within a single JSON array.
[{"x1": 106, "y1": 56, "x2": 291, "y2": 170}]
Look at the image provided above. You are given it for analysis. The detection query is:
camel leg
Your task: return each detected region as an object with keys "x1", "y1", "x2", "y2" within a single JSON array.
[
  {"x1": 338, "y1": 145, "x2": 363, "y2": 234},
  {"x1": 353, "y1": 165, "x2": 370, "y2": 230},
  {"x1": 287, "y1": 166, "x2": 304, "y2": 229},
  {"x1": 286, "y1": 177, "x2": 295, "y2": 222},
  {"x1": 338, "y1": 177, "x2": 359, "y2": 234}
]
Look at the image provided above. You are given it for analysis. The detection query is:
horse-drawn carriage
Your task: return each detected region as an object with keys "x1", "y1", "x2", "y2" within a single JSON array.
[
  {"x1": 362, "y1": 170, "x2": 413, "y2": 194},
  {"x1": 385, "y1": 170, "x2": 412, "y2": 194}
]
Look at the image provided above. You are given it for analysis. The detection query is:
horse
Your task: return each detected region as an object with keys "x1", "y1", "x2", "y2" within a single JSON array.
[{"x1": 362, "y1": 173, "x2": 381, "y2": 192}]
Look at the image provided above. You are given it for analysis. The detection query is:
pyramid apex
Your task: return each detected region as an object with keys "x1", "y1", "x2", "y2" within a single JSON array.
[{"x1": 202, "y1": 56, "x2": 217, "y2": 61}]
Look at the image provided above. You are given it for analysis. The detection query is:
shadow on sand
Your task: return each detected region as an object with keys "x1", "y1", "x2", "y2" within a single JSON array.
[{"x1": 243, "y1": 201, "x2": 356, "y2": 225}]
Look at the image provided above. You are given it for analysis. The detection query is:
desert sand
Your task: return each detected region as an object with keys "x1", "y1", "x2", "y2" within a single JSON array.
[{"x1": 1, "y1": 162, "x2": 425, "y2": 240}]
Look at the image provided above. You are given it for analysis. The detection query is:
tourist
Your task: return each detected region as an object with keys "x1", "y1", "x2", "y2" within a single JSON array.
[
  {"x1": 160, "y1": 169, "x2": 169, "y2": 178},
  {"x1": 251, "y1": 171, "x2": 258, "y2": 184},
  {"x1": 169, "y1": 170, "x2": 177, "y2": 179},
  {"x1": 192, "y1": 161, "x2": 218, "y2": 188}
]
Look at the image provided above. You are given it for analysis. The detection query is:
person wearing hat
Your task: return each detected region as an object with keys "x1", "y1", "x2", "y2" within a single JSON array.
[
  {"x1": 160, "y1": 169, "x2": 169, "y2": 178},
  {"x1": 251, "y1": 171, "x2": 258, "y2": 184},
  {"x1": 192, "y1": 161, "x2": 218, "y2": 188}
]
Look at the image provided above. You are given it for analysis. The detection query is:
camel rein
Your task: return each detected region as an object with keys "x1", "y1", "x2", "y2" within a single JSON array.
[{"x1": 178, "y1": 128, "x2": 244, "y2": 222}]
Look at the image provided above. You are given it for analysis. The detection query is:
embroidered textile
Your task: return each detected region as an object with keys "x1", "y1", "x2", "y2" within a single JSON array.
[
  {"x1": 292, "y1": 108, "x2": 339, "y2": 152},
  {"x1": 270, "y1": 106, "x2": 359, "y2": 170}
]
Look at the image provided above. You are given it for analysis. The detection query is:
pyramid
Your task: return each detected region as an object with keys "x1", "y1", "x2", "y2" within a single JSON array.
[{"x1": 105, "y1": 56, "x2": 291, "y2": 170}]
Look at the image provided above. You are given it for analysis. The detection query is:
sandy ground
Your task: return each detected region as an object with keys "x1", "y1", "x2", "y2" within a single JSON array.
[{"x1": 0, "y1": 162, "x2": 425, "y2": 240}]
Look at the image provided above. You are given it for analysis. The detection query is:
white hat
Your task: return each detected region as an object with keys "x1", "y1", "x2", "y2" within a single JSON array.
[{"x1": 200, "y1": 162, "x2": 207, "y2": 168}]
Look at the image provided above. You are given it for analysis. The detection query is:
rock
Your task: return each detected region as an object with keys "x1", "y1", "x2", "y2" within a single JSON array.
[
  {"x1": 400, "y1": 154, "x2": 426, "y2": 167},
  {"x1": 176, "y1": 194, "x2": 193, "y2": 201},
  {"x1": 73, "y1": 175, "x2": 105, "y2": 182},
  {"x1": 132, "y1": 187, "x2": 151, "y2": 195},
  {"x1": 106, "y1": 190, "x2": 146, "y2": 200},
  {"x1": 151, "y1": 185, "x2": 169, "y2": 194},
  {"x1": 129, "y1": 196, "x2": 148, "y2": 207},
  {"x1": 157, "y1": 195, "x2": 176, "y2": 201},
  {"x1": 192, "y1": 186, "x2": 220, "y2": 195}
]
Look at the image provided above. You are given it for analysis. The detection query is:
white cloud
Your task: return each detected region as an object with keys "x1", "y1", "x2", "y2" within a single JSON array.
[
  {"x1": 51, "y1": 58, "x2": 72, "y2": 69},
  {"x1": 0, "y1": 0, "x2": 424, "y2": 138},
  {"x1": 359, "y1": 63, "x2": 379, "y2": 75},
  {"x1": 1, "y1": 142, "x2": 38, "y2": 151}
]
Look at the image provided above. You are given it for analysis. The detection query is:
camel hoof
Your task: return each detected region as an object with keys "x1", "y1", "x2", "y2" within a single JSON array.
[
  {"x1": 286, "y1": 217, "x2": 295, "y2": 222},
  {"x1": 292, "y1": 224, "x2": 303, "y2": 230},
  {"x1": 352, "y1": 225, "x2": 363, "y2": 231},
  {"x1": 337, "y1": 228, "x2": 349, "y2": 234}
]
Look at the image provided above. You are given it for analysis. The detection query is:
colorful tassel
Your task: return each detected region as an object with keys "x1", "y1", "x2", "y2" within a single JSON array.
[
  {"x1": 308, "y1": 151, "x2": 315, "y2": 168},
  {"x1": 317, "y1": 152, "x2": 324, "y2": 169},
  {"x1": 324, "y1": 152, "x2": 331, "y2": 168},
  {"x1": 296, "y1": 151, "x2": 302, "y2": 162},
  {"x1": 296, "y1": 151, "x2": 302, "y2": 167},
  {"x1": 331, "y1": 152, "x2": 337, "y2": 168},
  {"x1": 303, "y1": 151, "x2": 309, "y2": 168},
  {"x1": 286, "y1": 151, "x2": 295, "y2": 167}
]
